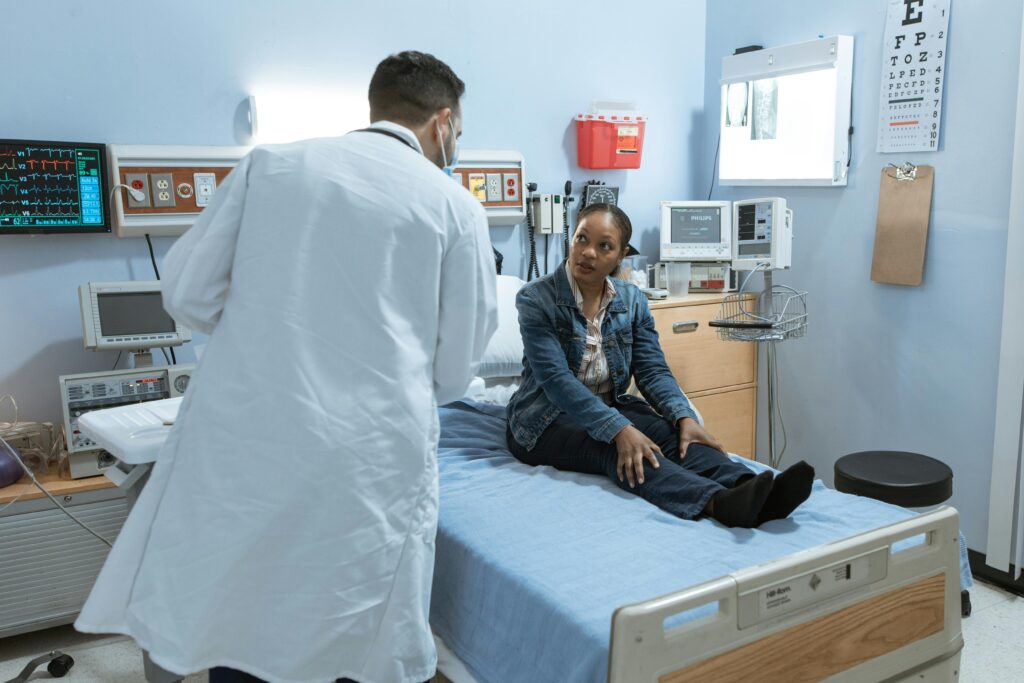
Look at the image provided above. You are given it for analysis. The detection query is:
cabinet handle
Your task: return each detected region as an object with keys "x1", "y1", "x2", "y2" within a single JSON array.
[{"x1": 673, "y1": 320, "x2": 699, "y2": 334}]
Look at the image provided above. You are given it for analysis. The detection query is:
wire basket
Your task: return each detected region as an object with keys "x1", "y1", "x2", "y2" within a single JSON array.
[{"x1": 710, "y1": 286, "x2": 807, "y2": 342}]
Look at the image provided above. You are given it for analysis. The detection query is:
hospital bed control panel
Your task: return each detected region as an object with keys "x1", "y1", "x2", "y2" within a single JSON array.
[
  {"x1": 736, "y1": 547, "x2": 889, "y2": 628},
  {"x1": 58, "y1": 365, "x2": 193, "y2": 478}
]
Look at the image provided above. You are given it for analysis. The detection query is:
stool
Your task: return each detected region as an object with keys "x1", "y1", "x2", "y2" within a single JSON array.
[
  {"x1": 834, "y1": 450, "x2": 969, "y2": 616},
  {"x1": 834, "y1": 450, "x2": 952, "y2": 507}
]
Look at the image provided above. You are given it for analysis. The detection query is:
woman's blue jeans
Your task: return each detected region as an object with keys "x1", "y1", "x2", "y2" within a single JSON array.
[{"x1": 506, "y1": 402, "x2": 754, "y2": 520}]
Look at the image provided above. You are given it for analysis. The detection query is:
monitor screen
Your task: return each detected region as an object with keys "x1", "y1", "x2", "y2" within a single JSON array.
[
  {"x1": 0, "y1": 139, "x2": 110, "y2": 234},
  {"x1": 97, "y1": 292, "x2": 176, "y2": 336},
  {"x1": 670, "y1": 207, "x2": 721, "y2": 244}
]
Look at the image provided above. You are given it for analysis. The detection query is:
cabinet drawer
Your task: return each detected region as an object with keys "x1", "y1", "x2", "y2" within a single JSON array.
[
  {"x1": 691, "y1": 387, "x2": 756, "y2": 459},
  {"x1": 652, "y1": 303, "x2": 755, "y2": 394}
]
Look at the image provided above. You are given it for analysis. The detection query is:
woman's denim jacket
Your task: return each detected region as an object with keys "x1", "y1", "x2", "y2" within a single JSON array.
[{"x1": 507, "y1": 266, "x2": 698, "y2": 451}]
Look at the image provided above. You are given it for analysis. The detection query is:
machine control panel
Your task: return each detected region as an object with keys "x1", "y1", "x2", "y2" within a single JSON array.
[{"x1": 58, "y1": 365, "x2": 193, "y2": 478}]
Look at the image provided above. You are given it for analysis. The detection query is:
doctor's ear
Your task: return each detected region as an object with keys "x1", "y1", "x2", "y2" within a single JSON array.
[{"x1": 432, "y1": 107, "x2": 453, "y2": 130}]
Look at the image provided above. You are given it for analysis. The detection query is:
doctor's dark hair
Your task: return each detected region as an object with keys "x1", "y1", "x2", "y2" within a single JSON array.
[{"x1": 369, "y1": 51, "x2": 465, "y2": 125}]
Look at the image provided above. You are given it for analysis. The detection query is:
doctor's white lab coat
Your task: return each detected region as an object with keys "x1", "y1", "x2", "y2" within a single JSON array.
[{"x1": 76, "y1": 122, "x2": 498, "y2": 683}]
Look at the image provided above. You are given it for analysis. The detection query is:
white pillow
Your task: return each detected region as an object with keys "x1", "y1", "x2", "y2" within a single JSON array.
[
  {"x1": 477, "y1": 275, "x2": 526, "y2": 379},
  {"x1": 464, "y1": 377, "x2": 521, "y2": 406}
]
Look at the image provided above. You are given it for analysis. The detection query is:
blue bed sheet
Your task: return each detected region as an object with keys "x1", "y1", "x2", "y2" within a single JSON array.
[{"x1": 430, "y1": 401, "x2": 971, "y2": 683}]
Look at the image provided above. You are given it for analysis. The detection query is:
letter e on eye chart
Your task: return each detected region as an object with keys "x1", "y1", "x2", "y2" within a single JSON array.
[{"x1": 877, "y1": 0, "x2": 951, "y2": 153}]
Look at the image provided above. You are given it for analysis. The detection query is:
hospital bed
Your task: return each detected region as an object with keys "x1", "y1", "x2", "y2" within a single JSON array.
[
  {"x1": 428, "y1": 399, "x2": 965, "y2": 683},
  {"x1": 77, "y1": 390, "x2": 966, "y2": 683}
]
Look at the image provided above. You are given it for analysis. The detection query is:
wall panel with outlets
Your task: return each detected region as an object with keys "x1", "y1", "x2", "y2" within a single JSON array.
[{"x1": 109, "y1": 145, "x2": 250, "y2": 238}]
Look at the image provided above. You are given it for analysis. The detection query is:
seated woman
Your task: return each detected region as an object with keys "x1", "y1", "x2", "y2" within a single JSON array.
[{"x1": 506, "y1": 203, "x2": 812, "y2": 528}]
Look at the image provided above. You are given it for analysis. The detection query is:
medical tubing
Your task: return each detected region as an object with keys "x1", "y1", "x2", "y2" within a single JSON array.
[{"x1": 0, "y1": 433, "x2": 114, "y2": 548}]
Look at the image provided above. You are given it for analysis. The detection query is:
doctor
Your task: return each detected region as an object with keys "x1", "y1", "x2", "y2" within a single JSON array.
[{"x1": 76, "y1": 51, "x2": 497, "y2": 683}]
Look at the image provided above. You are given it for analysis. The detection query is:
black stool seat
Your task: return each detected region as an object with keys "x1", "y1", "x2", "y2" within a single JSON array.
[{"x1": 834, "y1": 450, "x2": 953, "y2": 507}]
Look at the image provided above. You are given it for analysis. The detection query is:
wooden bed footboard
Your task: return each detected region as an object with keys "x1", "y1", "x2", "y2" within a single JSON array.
[{"x1": 608, "y1": 507, "x2": 963, "y2": 683}]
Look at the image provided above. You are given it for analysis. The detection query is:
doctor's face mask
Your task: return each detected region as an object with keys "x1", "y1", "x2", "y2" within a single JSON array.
[{"x1": 436, "y1": 117, "x2": 460, "y2": 176}]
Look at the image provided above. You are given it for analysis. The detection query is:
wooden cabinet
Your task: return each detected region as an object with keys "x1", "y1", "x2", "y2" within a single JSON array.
[{"x1": 649, "y1": 294, "x2": 758, "y2": 459}]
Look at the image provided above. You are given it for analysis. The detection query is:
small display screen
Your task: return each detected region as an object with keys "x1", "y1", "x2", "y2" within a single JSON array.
[
  {"x1": 0, "y1": 139, "x2": 110, "y2": 234},
  {"x1": 97, "y1": 292, "x2": 176, "y2": 336},
  {"x1": 670, "y1": 207, "x2": 721, "y2": 244}
]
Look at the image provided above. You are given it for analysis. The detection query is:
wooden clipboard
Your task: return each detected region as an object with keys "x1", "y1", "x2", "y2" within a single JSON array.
[{"x1": 871, "y1": 164, "x2": 934, "y2": 286}]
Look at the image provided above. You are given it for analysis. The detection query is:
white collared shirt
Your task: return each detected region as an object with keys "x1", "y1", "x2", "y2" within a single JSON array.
[{"x1": 565, "y1": 263, "x2": 617, "y2": 403}]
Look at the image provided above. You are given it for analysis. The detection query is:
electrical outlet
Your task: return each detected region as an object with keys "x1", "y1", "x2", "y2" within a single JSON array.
[
  {"x1": 124, "y1": 173, "x2": 151, "y2": 208},
  {"x1": 150, "y1": 173, "x2": 176, "y2": 208},
  {"x1": 194, "y1": 173, "x2": 217, "y2": 207},
  {"x1": 502, "y1": 173, "x2": 520, "y2": 202},
  {"x1": 485, "y1": 174, "x2": 502, "y2": 202}
]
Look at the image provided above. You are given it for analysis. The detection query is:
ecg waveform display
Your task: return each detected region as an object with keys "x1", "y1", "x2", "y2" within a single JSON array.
[{"x1": 0, "y1": 139, "x2": 110, "y2": 234}]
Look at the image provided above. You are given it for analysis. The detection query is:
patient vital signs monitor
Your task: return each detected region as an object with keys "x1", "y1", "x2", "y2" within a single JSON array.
[
  {"x1": 0, "y1": 139, "x2": 110, "y2": 234},
  {"x1": 732, "y1": 197, "x2": 792, "y2": 270},
  {"x1": 660, "y1": 201, "x2": 732, "y2": 261},
  {"x1": 80, "y1": 281, "x2": 191, "y2": 352}
]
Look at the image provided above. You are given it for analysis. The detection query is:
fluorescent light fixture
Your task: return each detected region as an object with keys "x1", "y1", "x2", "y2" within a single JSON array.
[
  {"x1": 248, "y1": 90, "x2": 369, "y2": 143},
  {"x1": 720, "y1": 35, "x2": 854, "y2": 187}
]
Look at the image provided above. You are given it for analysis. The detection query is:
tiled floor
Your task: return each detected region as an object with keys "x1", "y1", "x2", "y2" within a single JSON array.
[
  {"x1": 1, "y1": 581, "x2": 1021, "y2": 681},
  {"x1": 959, "y1": 581, "x2": 1024, "y2": 681}
]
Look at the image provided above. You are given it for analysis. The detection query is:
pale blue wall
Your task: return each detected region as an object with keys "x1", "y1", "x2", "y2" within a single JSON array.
[
  {"x1": 702, "y1": 1, "x2": 1023, "y2": 552},
  {"x1": 1, "y1": 0, "x2": 707, "y2": 425}
]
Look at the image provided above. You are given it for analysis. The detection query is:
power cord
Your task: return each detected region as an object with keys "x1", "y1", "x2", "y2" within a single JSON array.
[
  {"x1": 0, "y1": 396, "x2": 113, "y2": 548},
  {"x1": 109, "y1": 184, "x2": 145, "y2": 205},
  {"x1": 707, "y1": 135, "x2": 721, "y2": 200},
  {"x1": 145, "y1": 234, "x2": 161, "y2": 279},
  {"x1": 144, "y1": 234, "x2": 177, "y2": 365},
  {"x1": 0, "y1": 433, "x2": 113, "y2": 548}
]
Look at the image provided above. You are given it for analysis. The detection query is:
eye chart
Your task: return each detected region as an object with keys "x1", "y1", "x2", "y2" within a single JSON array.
[{"x1": 877, "y1": 0, "x2": 951, "y2": 153}]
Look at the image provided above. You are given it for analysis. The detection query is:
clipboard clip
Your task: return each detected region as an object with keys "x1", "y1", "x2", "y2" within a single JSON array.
[{"x1": 889, "y1": 162, "x2": 918, "y2": 181}]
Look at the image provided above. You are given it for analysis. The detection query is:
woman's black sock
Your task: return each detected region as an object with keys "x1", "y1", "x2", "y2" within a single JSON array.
[
  {"x1": 709, "y1": 471, "x2": 773, "y2": 528},
  {"x1": 758, "y1": 461, "x2": 815, "y2": 524}
]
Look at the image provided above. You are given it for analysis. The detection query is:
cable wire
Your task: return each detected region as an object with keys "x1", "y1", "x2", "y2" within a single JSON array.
[
  {"x1": 144, "y1": 235, "x2": 177, "y2": 364},
  {"x1": 707, "y1": 135, "x2": 721, "y2": 200},
  {"x1": 145, "y1": 234, "x2": 161, "y2": 280},
  {"x1": 0, "y1": 399, "x2": 114, "y2": 549}
]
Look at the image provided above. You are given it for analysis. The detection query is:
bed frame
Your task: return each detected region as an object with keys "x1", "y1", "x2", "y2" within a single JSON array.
[
  {"x1": 434, "y1": 508, "x2": 961, "y2": 683},
  {"x1": 607, "y1": 506, "x2": 961, "y2": 682}
]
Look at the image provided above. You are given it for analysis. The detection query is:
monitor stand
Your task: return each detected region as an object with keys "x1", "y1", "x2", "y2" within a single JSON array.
[{"x1": 131, "y1": 350, "x2": 154, "y2": 368}]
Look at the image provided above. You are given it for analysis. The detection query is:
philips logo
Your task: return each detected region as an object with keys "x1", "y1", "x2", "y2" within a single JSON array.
[{"x1": 690, "y1": 215, "x2": 713, "y2": 221}]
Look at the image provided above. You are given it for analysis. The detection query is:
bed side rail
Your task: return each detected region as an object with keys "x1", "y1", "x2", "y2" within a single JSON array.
[{"x1": 609, "y1": 507, "x2": 962, "y2": 683}]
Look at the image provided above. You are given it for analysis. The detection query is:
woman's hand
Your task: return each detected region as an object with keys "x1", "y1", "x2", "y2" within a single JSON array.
[
  {"x1": 678, "y1": 417, "x2": 725, "y2": 460},
  {"x1": 613, "y1": 425, "x2": 661, "y2": 488}
]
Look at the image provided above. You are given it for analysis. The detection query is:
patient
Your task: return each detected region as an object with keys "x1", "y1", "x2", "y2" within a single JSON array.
[{"x1": 506, "y1": 203, "x2": 813, "y2": 528}]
